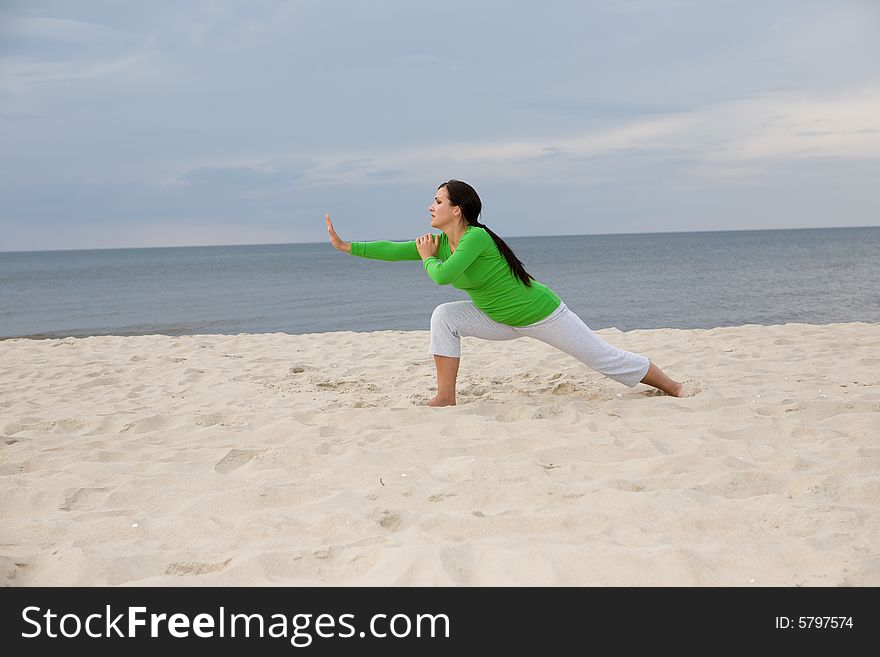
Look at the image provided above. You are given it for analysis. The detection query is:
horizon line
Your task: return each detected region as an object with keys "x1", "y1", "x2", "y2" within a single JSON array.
[{"x1": 2, "y1": 224, "x2": 878, "y2": 255}]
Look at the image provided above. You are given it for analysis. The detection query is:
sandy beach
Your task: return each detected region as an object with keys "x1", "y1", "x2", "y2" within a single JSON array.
[{"x1": 1, "y1": 322, "x2": 878, "y2": 586}]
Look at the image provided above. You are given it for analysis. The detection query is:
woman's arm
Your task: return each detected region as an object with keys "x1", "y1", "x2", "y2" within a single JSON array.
[
  {"x1": 325, "y1": 213, "x2": 420, "y2": 261},
  {"x1": 350, "y1": 240, "x2": 420, "y2": 261}
]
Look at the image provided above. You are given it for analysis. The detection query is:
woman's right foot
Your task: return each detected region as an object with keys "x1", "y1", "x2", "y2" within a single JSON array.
[
  {"x1": 427, "y1": 395, "x2": 456, "y2": 407},
  {"x1": 674, "y1": 380, "x2": 702, "y2": 397}
]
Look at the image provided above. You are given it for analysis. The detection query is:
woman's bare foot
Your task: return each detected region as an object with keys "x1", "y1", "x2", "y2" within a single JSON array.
[
  {"x1": 427, "y1": 395, "x2": 456, "y2": 407},
  {"x1": 640, "y1": 361, "x2": 685, "y2": 397},
  {"x1": 675, "y1": 380, "x2": 702, "y2": 397}
]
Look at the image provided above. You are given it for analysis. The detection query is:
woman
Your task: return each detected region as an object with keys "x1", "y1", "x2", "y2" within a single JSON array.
[{"x1": 325, "y1": 179, "x2": 685, "y2": 406}]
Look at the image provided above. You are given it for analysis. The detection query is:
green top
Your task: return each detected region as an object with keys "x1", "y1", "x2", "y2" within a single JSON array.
[{"x1": 349, "y1": 226, "x2": 561, "y2": 326}]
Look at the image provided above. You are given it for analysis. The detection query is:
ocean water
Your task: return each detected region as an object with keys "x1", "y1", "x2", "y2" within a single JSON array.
[{"x1": 1, "y1": 227, "x2": 878, "y2": 339}]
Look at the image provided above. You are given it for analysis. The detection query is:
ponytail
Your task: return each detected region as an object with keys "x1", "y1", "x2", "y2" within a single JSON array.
[
  {"x1": 469, "y1": 220, "x2": 534, "y2": 288},
  {"x1": 439, "y1": 180, "x2": 535, "y2": 288}
]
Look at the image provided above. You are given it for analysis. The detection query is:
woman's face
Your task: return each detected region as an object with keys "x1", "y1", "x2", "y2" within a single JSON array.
[{"x1": 428, "y1": 186, "x2": 460, "y2": 230}]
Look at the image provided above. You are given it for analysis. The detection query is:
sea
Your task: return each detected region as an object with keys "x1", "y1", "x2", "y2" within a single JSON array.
[{"x1": 1, "y1": 226, "x2": 878, "y2": 339}]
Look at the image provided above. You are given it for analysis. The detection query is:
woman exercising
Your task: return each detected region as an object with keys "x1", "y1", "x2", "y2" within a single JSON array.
[{"x1": 325, "y1": 179, "x2": 685, "y2": 406}]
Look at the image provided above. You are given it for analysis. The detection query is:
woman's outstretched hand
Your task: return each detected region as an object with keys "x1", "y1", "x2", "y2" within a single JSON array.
[
  {"x1": 416, "y1": 233, "x2": 439, "y2": 259},
  {"x1": 325, "y1": 214, "x2": 351, "y2": 253}
]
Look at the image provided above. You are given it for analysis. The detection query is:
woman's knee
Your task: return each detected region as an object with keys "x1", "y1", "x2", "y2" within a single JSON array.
[
  {"x1": 430, "y1": 301, "x2": 467, "y2": 332},
  {"x1": 430, "y1": 302, "x2": 453, "y2": 324},
  {"x1": 429, "y1": 303, "x2": 465, "y2": 358}
]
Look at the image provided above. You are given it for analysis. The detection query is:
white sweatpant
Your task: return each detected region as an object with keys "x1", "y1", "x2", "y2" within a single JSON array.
[{"x1": 429, "y1": 301, "x2": 651, "y2": 388}]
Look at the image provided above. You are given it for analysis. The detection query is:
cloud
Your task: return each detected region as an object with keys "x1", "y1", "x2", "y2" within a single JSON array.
[
  {"x1": 283, "y1": 90, "x2": 880, "y2": 187},
  {"x1": 0, "y1": 54, "x2": 146, "y2": 88},
  {"x1": 0, "y1": 9, "x2": 154, "y2": 96},
  {"x1": 0, "y1": 13, "x2": 130, "y2": 44},
  {"x1": 710, "y1": 93, "x2": 880, "y2": 161}
]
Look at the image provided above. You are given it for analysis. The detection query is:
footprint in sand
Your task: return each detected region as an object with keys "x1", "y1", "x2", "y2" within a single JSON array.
[
  {"x1": 165, "y1": 559, "x2": 231, "y2": 576},
  {"x1": 550, "y1": 381, "x2": 578, "y2": 395},
  {"x1": 0, "y1": 461, "x2": 25, "y2": 475},
  {"x1": 378, "y1": 510, "x2": 402, "y2": 531},
  {"x1": 196, "y1": 414, "x2": 246, "y2": 429},
  {"x1": 647, "y1": 437, "x2": 674, "y2": 454},
  {"x1": 214, "y1": 449, "x2": 261, "y2": 474},
  {"x1": 184, "y1": 368, "x2": 205, "y2": 381},
  {"x1": 438, "y1": 545, "x2": 472, "y2": 585},
  {"x1": 428, "y1": 493, "x2": 457, "y2": 502},
  {"x1": 59, "y1": 487, "x2": 109, "y2": 511},
  {"x1": 0, "y1": 556, "x2": 29, "y2": 583},
  {"x1": 7, "y1": 420, "x2": 57, "y2": 433}
]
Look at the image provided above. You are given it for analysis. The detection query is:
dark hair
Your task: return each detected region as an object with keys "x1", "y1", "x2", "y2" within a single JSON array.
[{"x1": 439, "y1": 179, "x2": 534, "y2": 288}]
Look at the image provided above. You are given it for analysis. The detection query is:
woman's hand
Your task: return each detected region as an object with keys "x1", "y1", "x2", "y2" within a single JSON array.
[
  {"x1": 416, "y1": 233, "x2": 439, "y2": 259},
  {"x1": 325, "y1": 214, "x2": 351, "y2": 253}
]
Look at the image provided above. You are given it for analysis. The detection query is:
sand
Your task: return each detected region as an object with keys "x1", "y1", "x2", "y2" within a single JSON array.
[{"x1": 1, "y1": 322, "x2": 878, "y2": 586}]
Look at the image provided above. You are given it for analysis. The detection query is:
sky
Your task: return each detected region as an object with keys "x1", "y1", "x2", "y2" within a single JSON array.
[{"x1": 1, "y1": 0, "x2": 879, "y2": 251}]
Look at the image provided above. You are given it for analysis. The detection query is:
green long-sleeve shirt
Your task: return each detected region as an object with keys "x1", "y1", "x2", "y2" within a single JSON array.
[{"x1": 349, "y1": 226, "x2": 561, "y2": 326}]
